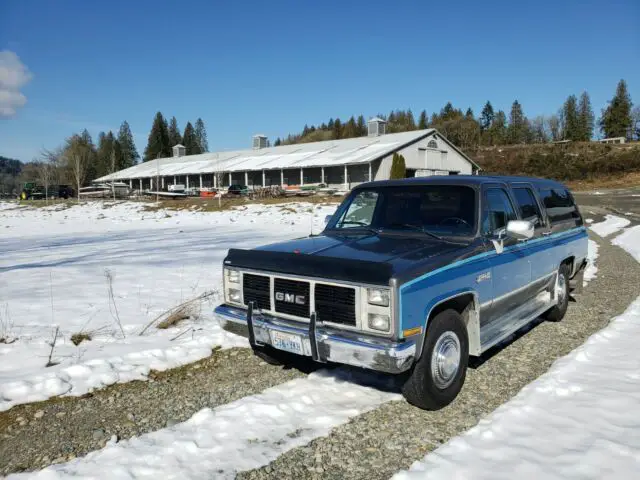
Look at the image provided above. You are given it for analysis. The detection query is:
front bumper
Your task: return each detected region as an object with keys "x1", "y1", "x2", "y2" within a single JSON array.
[{"x1": 213, "y1": 304, "x2": 416, "y2": 374}]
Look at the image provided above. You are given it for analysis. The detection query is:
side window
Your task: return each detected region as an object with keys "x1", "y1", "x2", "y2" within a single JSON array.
[
  {"x1": 482, "y1": 188, "x2": 517, "y2": 235},
  {"x1": 539, "y1": 188, "x2": 580, "y2": 225},
  {"x1": 513, "y1": 187, "x2": 543, "y2": 226}
]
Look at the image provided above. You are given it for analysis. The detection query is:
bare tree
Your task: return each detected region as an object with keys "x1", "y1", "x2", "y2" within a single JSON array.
[
  {"x1": 35, "y1": 160, "x2": 53, "y2": 203},
  {"x1": 213, "y1": 153, "x2": 225, "y2": 207},
  {"x1": 68, "y1": 150, "x2": 88, "y2": 203},
  {"x1": 548, "y1": 114, "x2": 562, "y2": 142},
  {"x1": 632, "y1": 106, "x2": 640, "y2": 141}
]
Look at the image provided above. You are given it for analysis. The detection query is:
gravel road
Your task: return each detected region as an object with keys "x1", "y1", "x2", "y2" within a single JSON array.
[{"x1": 1, "y1": 213, "x2": 639, "y2": 478}]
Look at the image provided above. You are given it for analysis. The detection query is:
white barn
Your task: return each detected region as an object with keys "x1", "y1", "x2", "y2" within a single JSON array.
[{"x1": 95, "y1": 118, "x2": 479, "y2": 191}]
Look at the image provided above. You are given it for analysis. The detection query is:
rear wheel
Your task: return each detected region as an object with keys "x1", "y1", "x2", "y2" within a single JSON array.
[
  {"x1": 402, "y1": 309, "x2": 469, "y2": 410},
  {"x1": 543, "y1": 263, "x2": 570, "y2": 322}
]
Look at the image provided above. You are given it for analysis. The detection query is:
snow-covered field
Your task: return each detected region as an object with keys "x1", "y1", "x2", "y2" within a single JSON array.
[
  {"x1": 12, "y1": 368, "x2": 400, "y2": 480},
  {"x1": 395, "y1": 216, "x2": 640, "y2": 480},
  {"x1": 0, "y1": 200, "x2": 336, "y2": 411}
]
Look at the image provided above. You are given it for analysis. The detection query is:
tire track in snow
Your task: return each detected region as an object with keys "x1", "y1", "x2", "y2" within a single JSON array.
[{"x1": 10, "y1": 369, "x2": 400, "y2": 479}]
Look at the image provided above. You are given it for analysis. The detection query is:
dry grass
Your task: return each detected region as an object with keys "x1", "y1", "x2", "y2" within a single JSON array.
[
  {"x1": 565, "y1": 171, "x2": 640, "y2": 191},
  {"x1": 70, "y1": 332, "x2": 92, "y2": 346}
]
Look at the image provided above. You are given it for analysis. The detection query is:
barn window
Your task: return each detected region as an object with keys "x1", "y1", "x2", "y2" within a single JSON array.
[{"x1": 427, "y1": 139, "x2": 438, "y2": 149}]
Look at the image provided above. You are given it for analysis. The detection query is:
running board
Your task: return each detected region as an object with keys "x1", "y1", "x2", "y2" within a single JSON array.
[{"x1": 480, "y1": 293, "x2": 555, "y2": 353}]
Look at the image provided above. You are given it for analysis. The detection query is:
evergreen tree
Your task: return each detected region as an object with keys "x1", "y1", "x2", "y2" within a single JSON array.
[
  {"x1": 562, "y1": 95, "x2": 579, "y2": 140},
  {"x1": 577, "y1": 91, "x2": 594, "y2": 141},
  {"x1": 406, "y1": 109, "x2": 416, "y2": 130},
  {"x1": 441, "y1": 102, "x2": 456, "y2": 121},
  {"x1": 194, "y1": 118, "x2": 209, "y2": 152},
  {"x1": 507, "y1": 100, "x2": 527, "y2": 144},
  {"x1": 96, "y1": 131, "x2": 118, "y2": 178},
  {"x1": 480, "y1": 101, "x2": 494, "y2": 131},
  {"x1": 168, "y1": 116, "x2": 181, "y2": 147},
  {"x1": 389, "y1": 153, "x2": 406, "y2": 179},
  {"x1": 418, "y1": 110, "x2": 428, "y2": 129},
  {"x1": 143, "y1": 112, "x2": 171, "y2": 161},
  {"x1": 182, "y1": 122, "x2": 202, "y2": 155},
  {"x1": 342, "y1": 116, "x2": 358, "y2": 138},
  {"x1": 599, "y1": 79, "x2": 633, "y2": 139},
  {"x1": 332, "y1": 118, "x2": 342, "y2": 139},
  {"x1": 356, "y1": 115, "x2": 367, "y2": 136},
  {"x1": 489, "y1": 110, "x2": 508, "y2": 145},
  {"x1": 327, "y1": 118, "x2": 334, "y2": 131},
  {"x1": 117, "y1": 121, "x2": 139, "y2": 169},
  {"x1": 465, "y1": 108, "x2": 474, "y2": 119},
  {"x1": 274, "y1": 137, "x2": 282, "y2": 146}
]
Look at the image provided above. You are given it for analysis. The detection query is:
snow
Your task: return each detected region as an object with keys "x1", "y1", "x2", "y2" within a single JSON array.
[
  {"x1": 589, "y1": 214, "x2": 631, "y2": 237},
  {"x1": 612, "y1": 225, "x2": 640, "y2": 263},
  {"x1": 9, "y1": 368, "x2": 400, "y2": 479},
  {"x1": 583, "y1": 239, "x2": 599, "y2": 285},
  {"x1": 393, "y1": 218, "x2": 640, "y2": 480},
  {"x1": 0, "y1": 200, "x2": 336, "y2": 411}
]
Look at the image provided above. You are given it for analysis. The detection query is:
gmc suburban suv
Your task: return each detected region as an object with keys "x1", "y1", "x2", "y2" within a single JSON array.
[{"x1": 214, "y1": 176, "x2": 588, "y2": 410}]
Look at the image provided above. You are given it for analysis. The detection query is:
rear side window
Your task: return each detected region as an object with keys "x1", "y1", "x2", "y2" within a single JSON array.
[
  {"x1": 539, "y1": 188, "x2": 581, "y2": 225},
  {"x1": 513, "y1": 187, "x2": 543, "y2": 225},
  {"x1": 482, "y1": 188, "x2": 517, "y2": 235}
]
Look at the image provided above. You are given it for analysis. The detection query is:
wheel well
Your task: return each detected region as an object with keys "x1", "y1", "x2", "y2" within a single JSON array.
[
  {"x1": 562, "y1": 256, "x2": 575, "y2": 276},
  {"x1": 421, "y1": 292, "x2": 481, "y2": 358}
]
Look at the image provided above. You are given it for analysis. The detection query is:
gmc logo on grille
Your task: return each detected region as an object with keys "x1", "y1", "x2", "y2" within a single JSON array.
[{"x1": 275, "y1": 292, "x2": 306, "y2": 305}]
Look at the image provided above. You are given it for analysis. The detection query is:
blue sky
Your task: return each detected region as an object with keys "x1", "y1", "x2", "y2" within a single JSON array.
[{"x1": 1, "y1": 0, "x2": 638, "y2": 162}]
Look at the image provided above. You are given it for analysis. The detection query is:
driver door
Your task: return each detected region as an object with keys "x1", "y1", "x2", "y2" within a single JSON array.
[{"x1": 482, "y1": 186, "x2": 532, "y2": 326}]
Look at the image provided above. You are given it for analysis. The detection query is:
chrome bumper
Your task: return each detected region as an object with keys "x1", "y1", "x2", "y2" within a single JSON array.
[{"x1": 213, "y1": 304, "x2": 416, "y2": 374}]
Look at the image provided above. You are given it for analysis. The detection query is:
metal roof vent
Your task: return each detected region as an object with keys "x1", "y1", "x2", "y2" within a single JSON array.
[
  {"x1": 252, "y1": 134, "x2": 268, "y2": 149},
  {"x1": 172, "y1": 144, "x2": 186, "y2": 157},
  {"x1": 367, "y1": 117, "x2": 387, "y2": 137}
]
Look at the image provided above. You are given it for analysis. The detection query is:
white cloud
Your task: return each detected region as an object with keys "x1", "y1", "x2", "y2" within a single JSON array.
[{"x1": 0, "y1": 50, "x2": 33, "y2": 118}]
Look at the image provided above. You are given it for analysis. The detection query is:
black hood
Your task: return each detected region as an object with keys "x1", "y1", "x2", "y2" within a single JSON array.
[{"x1": 224, "y1": 232, "x2": 471, "y2": 285}]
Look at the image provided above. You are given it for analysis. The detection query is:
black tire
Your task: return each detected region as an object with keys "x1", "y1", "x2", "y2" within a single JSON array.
[
  {"x1": 402, "y1": 309, "x2": 469, "y2": 410},
  {"x1": 543, "y1": 263, "x2": 570, "y2": 322}
]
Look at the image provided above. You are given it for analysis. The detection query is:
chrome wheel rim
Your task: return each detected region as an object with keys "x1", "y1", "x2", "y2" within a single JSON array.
[
  {"x1": 431, "y1": 331, "x2": 461, "y2": 389},
  {"x1": 556, "y1": 272, "x2": 567, "y2": 306}
]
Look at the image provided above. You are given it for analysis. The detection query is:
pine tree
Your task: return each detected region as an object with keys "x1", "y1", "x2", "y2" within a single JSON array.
[
  {"x1": 333, "y1": 118, "x2": 342, "y2": 139},
  {"x1": 406, "y1": 109, "x2": 416, "y2": 130},
  {"x1": 577, "y1": 92, "x2": 594, "y2": 141},
  {"x1": 489, "y1": 110, "x2": 507, "y2": 145},
  {"x1": 562, "y1": 95, "x2": 579, "y2": 140},
  {"x1": 480, "y1": 101, "x2": 494, "y2": 131},
  {"x1": 274, "y1": 137, "x2": 282, "y2": 146},
  {"x1": 507, "y1": 100, "x2": 527, "y2": 144},
  {"x1": 342, "y1": 116, "x2": 358, "y2": 138},
  {"x1": 356, "y1": 115, "x2": 367, "y2": 136},
  {"x1": 389, "y1": 153, "x2": 406, "y2": 179},
  {"x1": 194, "y1": 118, "x2": 209, "y2": 152},
  {"x1": 182, "y1": 122, "x2": 202, "y2": 155},
  {"x1": 599, "y1": 79, "x2": 633, "y2": 139},
  {"x1": 418, "y1": 110, "x2": 428, "y2": 129},
  {"x1": 168, "y1": 116, "x2": 181, "y2": 147},
  {"x1": 143, "y1": 112, "x2": 171, "y2": 161},
  {"x1": 96, "y1": 131, "x2": 118, "y2": 178},
  {"x1": 465, "y1": 108, "x2": 474, "y2": 119},
  {"x1": 117, "y1": 121, "x2": 139, "y2": 169}
]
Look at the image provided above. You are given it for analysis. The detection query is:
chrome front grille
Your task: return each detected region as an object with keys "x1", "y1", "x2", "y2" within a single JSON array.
[
  {"x1": 274, "y1": 278, "x2": 310, "y2": 318},
  {"x1": 315, "y1": 284, "x2": 356, "y2": 326},
  {"x1": 242, "y1": 273, "x2": 271, "y2": 310}
]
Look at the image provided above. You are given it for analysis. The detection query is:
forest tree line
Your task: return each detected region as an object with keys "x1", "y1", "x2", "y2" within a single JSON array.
[{"x1": 274, "y1": 79, "x2": 639, "y2": 150}]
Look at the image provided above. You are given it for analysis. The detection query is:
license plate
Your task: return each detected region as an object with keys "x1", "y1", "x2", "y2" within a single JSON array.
[{"x1": 270, "y1": 331, "x2": 304, "y2": 355}]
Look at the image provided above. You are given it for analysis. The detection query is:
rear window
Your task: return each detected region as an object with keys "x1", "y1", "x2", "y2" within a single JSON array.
[
  {"x1": 539, "y1": 188, "x2": 581, "y2": 225},
  {"x1": 513, "y1": 187, "x2": 543, "y2": 225}
]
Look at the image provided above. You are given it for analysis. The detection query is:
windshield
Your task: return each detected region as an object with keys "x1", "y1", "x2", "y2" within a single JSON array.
[{"x1": 328, "y1": 185, "x2": 477, "y2": 237}]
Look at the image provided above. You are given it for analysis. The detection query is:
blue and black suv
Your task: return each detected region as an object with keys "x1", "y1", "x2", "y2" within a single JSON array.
[{"x1": 215, "y1": 176, "x2": 588, "y2": 409}]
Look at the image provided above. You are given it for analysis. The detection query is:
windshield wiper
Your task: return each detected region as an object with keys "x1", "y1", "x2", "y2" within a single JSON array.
[
  {"x1": 333, "y1": 221, "x2": 380, "y2": 235},
  {"x1": 385, "y1": 223, "x2": 445, "y2": 241}
]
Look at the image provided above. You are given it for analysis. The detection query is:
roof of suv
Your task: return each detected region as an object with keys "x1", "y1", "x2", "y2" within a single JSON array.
[{"x1": 357, "y1": 175, "x2": 567, "y2": 190}]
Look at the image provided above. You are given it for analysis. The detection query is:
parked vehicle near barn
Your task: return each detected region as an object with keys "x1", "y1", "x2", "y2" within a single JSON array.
[
  {"x1": 227, "y1": 184, "x2": 249, "y2": 196},
  {"x1": 214, "y1": 176, "x2": 588, "y2": 410},
  {"x1": 20, "y1": 182, "x2": 74, "y2": 200}
]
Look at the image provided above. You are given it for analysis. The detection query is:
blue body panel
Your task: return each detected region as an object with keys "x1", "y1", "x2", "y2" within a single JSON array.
[{"x1": 398, "y1": 227, "x2": 588, "y2": 335}]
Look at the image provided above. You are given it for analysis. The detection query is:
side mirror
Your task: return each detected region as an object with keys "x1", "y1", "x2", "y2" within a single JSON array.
[
  {"x1": 506, "y1": 220, "x2": 534, "y2": 240},
  {"x1": 324, "y1": 215, "x2": 332, "y2": 225}
]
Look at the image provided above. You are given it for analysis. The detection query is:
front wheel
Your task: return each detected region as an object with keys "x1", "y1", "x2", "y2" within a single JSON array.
[{"x1": 402, "y1": 309, "x2": 469, "y2": 410}]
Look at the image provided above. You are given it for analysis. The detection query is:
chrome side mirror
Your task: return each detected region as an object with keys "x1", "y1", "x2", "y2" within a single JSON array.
[{"x1": 506, "y1": 220, "x2": 535, "y2": 240}]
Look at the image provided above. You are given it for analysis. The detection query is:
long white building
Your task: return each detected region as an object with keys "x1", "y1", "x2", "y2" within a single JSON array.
[{"x1": 95, "y1": 118, "x2": 479, "y2": 191}]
